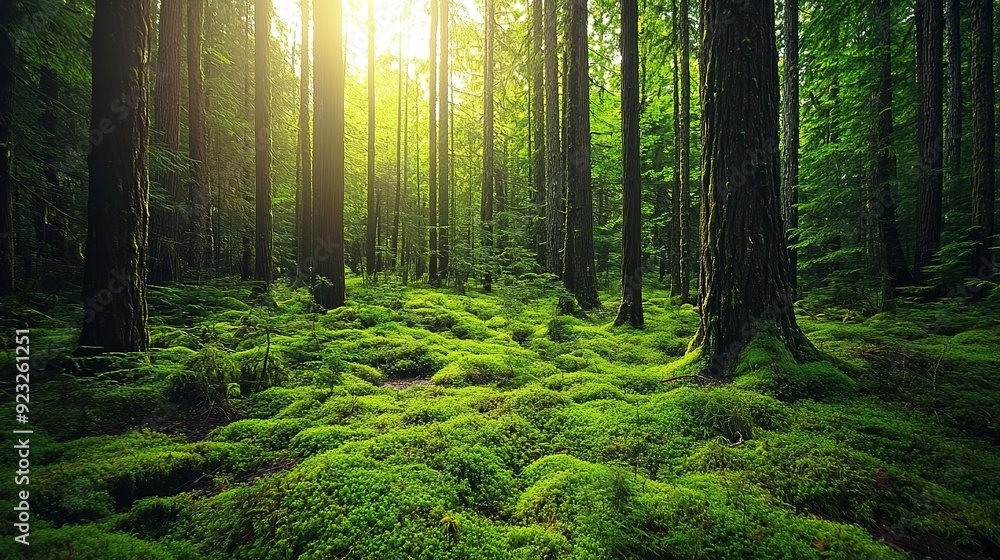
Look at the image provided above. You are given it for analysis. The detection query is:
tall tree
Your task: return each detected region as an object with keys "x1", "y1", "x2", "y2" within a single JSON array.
[
  {"x1": 870, "y1": 0, "x2": 914, "y2": 301},
  {"x1": 543, "y1": 0, "x2": 563, "y2": 276},
  {"x1": 150, "y1": 0, "x2": 184, "y2": 283},
  {"x1": 366, "y1": 0, "x2": 377, "y2": 279},
  {"x1": 614, "y1": 0, "x2": 642, "y2": 327},
  {"x1": 914, "y1": 0, "x2": 943, "y2": 283},
  {"x1": 694, "y1": 0, "x2": 811, "y2": 373},
  {"x1": 438, "y1": 0, "x2": 450, "y2": 280},
  {"x1": 531, "y1": 0, "x2": 545, "y2": 265},
  {"x1": 254, "y1": 0, "x2": 273, "y2": 284},
  {"x1": 0, "y1": 0, "x2": 14, "y2": 296},
  {"x1": 677, "y1": 0, "x2": 692, "y2": 302},
  {"x1": 969, "y1": 0, "x2": 995, "y2": 279},
  {"x1": 298, "y1": 0, "x2": 312, "y2": 280},
  {"x1": 781, "y1": 0, "x2": 798, "y2": 292},
  {"x1": 313, "y1": 0, "x2": 346, "y2": 307},
  {"x1": 669, "y1": 13, "x2": 681, "y2": 296},
  {"x1": 188, "y1": 0, "x2": 212, "y2": 273},
  {"x1": 944, "y1": 0, "x2": 961, "y2": 189},
  {"x1": 429, "y1": 0, "x2": 439, "y2": 283},
  {"x1": 79, "y1": 0, "x2": 153, "y2": 352},
  {"x1": 562, "y1": 0, "x2": 600, "y2": 309},
  {"x1": 482, "y1": 0, "x2": 495, "y2": 292},
  {"x1": 391, "y1": 26, "x2": 403, "y2": 271}
]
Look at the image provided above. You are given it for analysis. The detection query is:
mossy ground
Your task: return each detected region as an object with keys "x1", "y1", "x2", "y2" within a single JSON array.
[{"x1": 2, "y1": 277, "x2": 999, "y2": 559}]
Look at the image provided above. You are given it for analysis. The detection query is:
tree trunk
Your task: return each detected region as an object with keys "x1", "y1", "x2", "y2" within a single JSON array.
[
  {"x1": 79, "y1": 0, "x2": 152, "y2": 353},
  {"x1": 254, "y1": 0, "x2": 273, "y2": 284},
  {"x1": 482, "y1": 0, "x2": 495, "y2": 293},
  {"x1": 669, "y1": 13, "x2": 681, "y2": 298},
  {"x1": 531, "y1": 0, "x2": 545, "y2": 267},
  {"x1": 694, "y1": 0, "x2": 811, "y2": 374},
  {"x1": 544, "y1": 0, "x2": 563, "y2": 277},
  {"x1": 188, "y1": 0, "x2": 212, "y2": 273},
  {"x1": 914, "y1": 0, "x2": 943, "y2": 283},
  {"x1": 970, "y1": 0, "x2": 995, "y2": 280},
  {"x1": 562, "y1": 0, "x2": 600, "y2": 309},
  {"x1": 313, "y1": 0, "x2": 346, "y2": 308},
  {"x1": 0, "y1": 0, "x2": 14, "y2": 296},
  {"x1": 366, "y1": 0, "x2": 377, "y2": 280},
  {"x1": 297, "y1": 0, "x2": 312, "y2": 281},
  {"x1": 614, "y1": 0, "x2": 643, "y2": 328},
  {"x1": 678, "y1": 0, "x2": 692, "y2": 303},
  {"x1": 870, "y1": 0, "x2": 914, "y2": 302},
  {"x1": 781, "y1": 0, "x2": 798, "y2": 293},
  {"x1": 392, "y1": 29, "x2": 403, "y2": 272},
  {"x1": 438, "y1": 0, "x2": 450, "y2": 281},
  {"x1": 944, "y1": 0, "x2": 961, "y2": 193},
  {"x1": 150, "y1": 0, "x2": 183, "y2": 284},
  {"x1": 429, "y1": 0, "x2": 438, "y2": 283}
]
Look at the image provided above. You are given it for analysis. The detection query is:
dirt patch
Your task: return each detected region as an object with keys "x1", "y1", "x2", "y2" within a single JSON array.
[{"x1": 383, "y1": 378, "x2": 433, "y2": 391}]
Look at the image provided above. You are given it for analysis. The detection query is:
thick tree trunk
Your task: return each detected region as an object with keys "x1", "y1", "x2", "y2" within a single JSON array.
[
  {"x1": 614, "y1": 0, "x2": 643, "y2": 328},
  {"x1": 366, "y1": 0, "x2": 377, "y2": 280},
  {"x1": 482, "y1": 0, "x2": 495, "y2": 293},
  {"x1": 780, "y1": 0, "x2": 798, "y2": 293},
  {"x1": 254, "y1": 0, "x2": 273, "y2": 284},
  {"x1": 429, "y1": 0, "x2": 438, "y2": 283},
  {"x1": 188, "y1": 0, "x2": 212, "y2": 273},
  {"x1": 312, "y1": 0, "x2": 346, "y2": 308},
  {"x1": 970, "y1": 0, "x2": 995, "y2": 280},
  {"x1": 0, "y1": 0, "x2": 14, "y2": 296},
  {"x1": 298, "y1": 0, "x2": 312, "y2": 281},
  {"x1": 944, "y1": 0, "x2": 961, "y2": 192},
  {"x1": 914, "y1": 0, "x2": 943, "y2": 283},
  {"x1": 438, "y1": 0, "x2": 450, "y2": 281},
  {"x1": 678, "y1": 0, "x2": 692, "y2": 303},
  {"x1": 79, "y1": 0, "x2": 152, "y2": 352},
  {"x1": 870, "y1": 0, "x2": 914, "y2": 302},
  {"x1": 150, "y1": 0, "x2": 183, "y2": 284},
  {"x1": 694, "y1": 0, "x2": 811, "y2": 374},
  {"x1": 544, "y1": 0, "x2": 563, "y2": 276},
  {"x1": 562, "y1": 0, "x2": 600, "y2": 309},
  {"x1": 531, "y1": 0, "x2": 545, "y2": 267}
]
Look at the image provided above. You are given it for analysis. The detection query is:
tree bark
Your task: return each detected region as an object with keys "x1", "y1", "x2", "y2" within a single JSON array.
[
  {"x1": 313, "y1": 0, "x2": 346, "y2": 308},
  {"x1": 0, "y1": 0, "x2": 14, "y2": 296},
  {"x1": 562, "y1": 0, "x2": 600, "y2": 309},
  {"x1": 366, "y1": 0, "x2": 377, "y2": 280},
  {"x1": 914, "y1": 0, "x2": 943, "y2": 283},
  {"x1": 531, "y1": 0, "x2": 545, "y2": 267},
  {"x1": 944, "y1": 0, "x2": 961, "y2": 192},
  {"x1": 614, "y1": 0, "x2": 643, "y2": 327},
  {"x1": 544, "y1": 0, "x2": 563, "y2": 277},
  {"x1": 188, "y1": 0, "x2": 212, "y2": 273},
  {"x1": 150, "y1": 0, "x2": 183, "y2": 284},
  {"x1": 392, "y1": 27, "x2": 403, "y2": 272},
  {"x1": 483, "y1": 0, "x2": 495, "y2": 292},
  {"x1": 780, "y1": 0, "x2": 798, "y2": 293},
  {"x1": 298, "y1": 0, "x2": 312, "y2": 281},
  {"x1": 694, "y1": 0, "x2": 811, "y2": 374},
  {"x1": 429, "y1": 0, "x2": 438, "y2": 283},
  {"x1": 669, "y1": 9, "x2": 681, "y2": 298},
  {"x1": 678, "y1": 0, "x2": 691, "y2": 303},
  {"x1": 970, "y1": 0, "x2": 995, "y2": 280},
  {"x1": 79, "y1": 0, "x2": 152, "y2": 352},
  {"x1": 438, "y1": 0, "x2": 450, "y2": 281}
]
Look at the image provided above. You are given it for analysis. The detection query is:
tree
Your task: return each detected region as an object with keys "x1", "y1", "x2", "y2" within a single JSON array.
[
  {"x1": 391, "y1": 26, "x2": 403, "y2": 271},
  {"x1": 969, "y1": 0, "x2": 994, "y2": 280},
  {"x1": 313, "y1": 0, "x2": 346, "y2": 308},
  {"x1": 429, "y1": 0, "x2": 439, "y2": 283},
  {"x1": 366, "y1": 0, "x2": 377, "y2": 280},
  {"x1": 0, "y1": 0, "x2": 14, "y2": 296},
  {"x1": 531, "y1": 0, "x2": 545, "y2": 266},
  {"x1": 914, "y1": 0, "x2": 943, "y2": 283},
  {"x1": 482, "y1": 0, "x2": 495, "y2": 292},
  {"x1": 677, "y1": 0, "x2": 692, "y2": 303},
  {"x1": 150, "y1": 0, "x2": 184, "y2": 283},
  {"x1": 781, "y1": 0, "x2": 799, "y2": 292},
  {"x1": 438, "y1": 0, "x2": 450, "y2": 280},
  {"x1": 561, "y1": 0, "x2": 600, "y2": 309},
  {"x1": 297, "y1": 0, "x2": 312, "y2": 281},
  {"x1": 188, "y1": 0, "x2": 212, "y2": 273},
  {"x1": 944, "y1": 0, "x2": 961, "y2": 188},
  {"x1": 614, "y1": 0, "x2": 642, "y2": 327},
  {"x1": 254, "y1": 0, "x2": 273, "y2": 284},
  {"x1": 869, "y1": 0, "x2": 913, "y2": 302},
  {"x1": 79, "y1": 0, "x2": 152, "y2": 352},
  {"x1": 543, "y1": 0, "x2": 563, "y2": 276},
  {"x1": 694, "y1": 0, "x2": 811, "y2": 373}
]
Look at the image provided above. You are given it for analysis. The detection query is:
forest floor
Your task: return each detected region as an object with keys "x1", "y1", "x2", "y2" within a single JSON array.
[{"x1": 2, "y1": 276, "x2": 999, "y2": 559}]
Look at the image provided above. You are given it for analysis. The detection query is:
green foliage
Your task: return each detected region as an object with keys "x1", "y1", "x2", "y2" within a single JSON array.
[{"x1": 732, "y1": 333, "x2": 856, "y2": 400}]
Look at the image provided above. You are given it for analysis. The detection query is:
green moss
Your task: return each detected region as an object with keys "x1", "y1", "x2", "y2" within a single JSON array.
[
  {"x1": 432, "y1": 354, "x2": 556, "y2": 388},
  {"x1": 733, "y1": 333, "x2": 856, "y2": 400}
]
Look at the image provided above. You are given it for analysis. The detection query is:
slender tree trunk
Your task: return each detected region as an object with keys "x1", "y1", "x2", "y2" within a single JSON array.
[
  {"x1": 562, "y1": 0, "x2": 600, "y2": 309},
  {"x1": 531, "y1": 0, "x2": 545, "y2": 267},
  {"x1": 188, "y1": 0, "x2": 212, "y2": 273},
  {"x1": 298, "y1": 0, "x2": 312, "y2": 281},
  {"x1": 253, "y1": 0, "x2": 273, "y2": 284},
  {"x1": 970, "y1": 0, "x2": 995, "y2": 280},
  {"x1": 678, "y1": 0, "x2": 692, "y2": 303},
  {"x1": 669, "y1": 13, "x2": 681, "y2": 297},
  {"x1": 781, "y1": 0, "x2": 798, "y2": 293},
  {"x1": 150, "y1": 0, "x2": 183, "y2": 284},
  {"x1": 366, "y1": 0, "x2": 377, "y2": 280},
  {"x1": 39, "y1": 66, "x2": 70, "y2": 262},
  {"x1": 392, "y1": 29, "x2": 403, "y2": 272},
  {"x1": 914, "y1": 0, "x2": 943, "y2": 283},
  {"x1": 482, "y1": 0, "x2": 495, "y2": 293},
  {"x1": 79, "y1": 0, "x2": 152, "y2": 352},
  {"x1": 429, "y1": 0, "x2": 438, "y2": 283},
  {"x1": 0, "y1": 0, "x2": 14, "y2": 296},
  {"x1": 544, "y1": 0, "x2": 563, "y2": 276},
  {"x1": 313, "y1": 0, "x2": 346, "y2": 307},
  {"x1": 944, "y1": 0, "x2": 961, "y2": 193},
  {"x1": 694, "y1": 0, "x2": 811, "y2": 374},
  {"x1": 870, "y1": 0, "x2": 914, "y2": 302},
  {"x1": 438, "y1": 0, "x2": 450, "y2": 281},
  {"x1": 615, "y1": 0, "x2": 642, "y2": 327}
]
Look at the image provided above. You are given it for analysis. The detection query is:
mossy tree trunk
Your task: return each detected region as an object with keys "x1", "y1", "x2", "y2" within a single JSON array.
[
  {"x1": 914, "y1": 0, "x2": 943, "y2": 283},
  {"x1": 970, "y1": 0, "x2": 995, "y2": 280},
  {"x1": 694, "y1": 0, "x2": 811, "y2": 374},
  {"x1": 677, "y1": 0, "x2": 692, "y2": 303},
  {"x1": 312, "y1": 0, "x2": 346, "y2": 308},
  {"x1": 79, "y1": 0, "x2": 152, "y2": 353},
  {"x1": 482, "y1": 0, "x2": 495, "y2": 293},
  {"x1": 614, "y1": 0, "x2": 642, "y2": 328}
]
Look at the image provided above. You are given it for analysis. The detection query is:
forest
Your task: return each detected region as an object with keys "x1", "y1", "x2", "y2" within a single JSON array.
[{"x1": 0, "y1": 0, "x2": 999, "y2": 557}]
